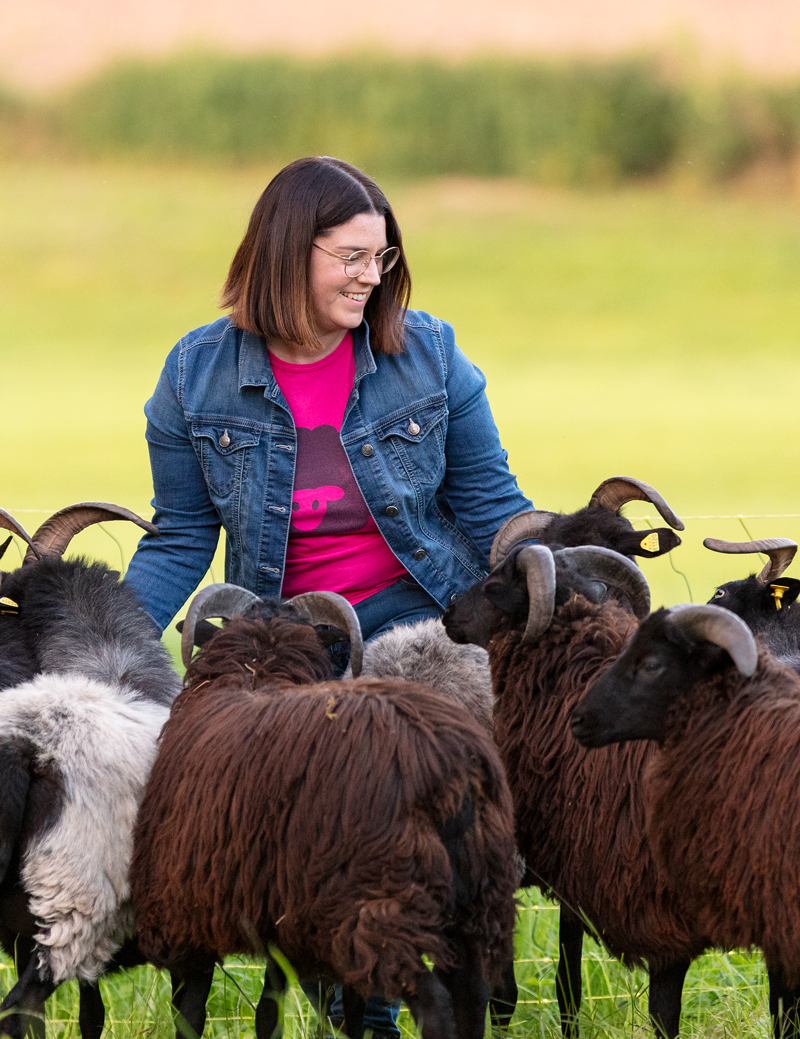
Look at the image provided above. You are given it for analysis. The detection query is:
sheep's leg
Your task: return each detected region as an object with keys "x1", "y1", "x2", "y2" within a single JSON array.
[
  {"x1": 488, "y1": 953, "x2": 518, "y2": 1029},
  {"x1": 0, "y1": 952, "x2": 55, "y2": 1039},
  {"x1": 768, "y1": 966, "x2": 800, "y2": 1039},
  {"x1": 339, "y1": 986, "x2": 366, "y2": 1039},
  {"x1": 254, "y1": 955, "x2": 288, "y2": 1039},
  {"x1": 435, "y1": 939, "x2": 489, "y2": 1039},
  {"x1": 556, "y1": 905, "x2": 583, "y2": 1039},
  {"x1": 648, "y1": 961, "x2": 689, "y2": 1039},
  {"x1": 78, "y1": 979, "x2": 106, "y2": 1039},
  {"x1": 405, "y1": 970, "x2": 456, "y2": 1039},
  {"x1": 172, "y1": 964, "x2": 215, "y2": 1039}
]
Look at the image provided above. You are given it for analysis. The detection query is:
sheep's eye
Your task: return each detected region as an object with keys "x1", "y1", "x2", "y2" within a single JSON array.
[
  {"x1": 712, "y1": 588, "x2": 726, "y2": 600},
  {"x1": 640, "y1": 657, "x2": 663, "y2": 676}
]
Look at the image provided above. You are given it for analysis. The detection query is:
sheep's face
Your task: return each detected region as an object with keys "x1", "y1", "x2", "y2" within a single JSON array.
[
  {"x1": 708, "y1": 575, "x2": 800, "y2": 631},
  {"x1": 541, "y1": 506, "x2": 681, "y2": 559},
  {"x1": 444, "y1": 551, "x2": 529, "y2": 649},
  {"x1": 444, "y1": 546, "x2": 617, "y2": 650},
  {"x1": 570, "y1": 609, "x2": 729, "y2": 747}
]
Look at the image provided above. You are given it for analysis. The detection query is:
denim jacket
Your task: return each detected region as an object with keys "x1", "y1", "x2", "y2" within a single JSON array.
[{"x1": 124, "y1": 311, "x2": 532, "y2": 632}]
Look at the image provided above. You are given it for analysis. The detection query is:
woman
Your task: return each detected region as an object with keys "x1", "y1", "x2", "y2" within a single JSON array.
[
  {"x1": 124, "y1": 156, "x2": 531, "y2": 1037},
  {"x1": 125, "y1": 155, "x2": 531, "y2": 642}
]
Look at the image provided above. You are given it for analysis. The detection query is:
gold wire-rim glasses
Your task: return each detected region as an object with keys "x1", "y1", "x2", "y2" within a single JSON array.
[{"x1": 312, "y1": 243, "x2": 401, "y2": 279}]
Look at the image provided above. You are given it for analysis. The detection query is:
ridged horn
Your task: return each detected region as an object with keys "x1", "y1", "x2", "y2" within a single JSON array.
[
  {"x1": 0, "y1": 510, "x2": 39, "y2": 560},
  {"x1": 25, "y1": 502, "x2": 159, "y2": 563},
  {"x1": 490, "y1": 510, "x2": 558, "y2": 569},
  {"x1": 555, "y1": 545, "x2": 651, "y2": 619},
  {"x1": 588, "y1": 477, "x2": 684, "y2": 531},
  {"x1": 182, "y1": 583, "x2": 263, "y2": 667},
  {"x1": 516, "y1": 545, "x2": 557, "y2": 644},
  {"x1": 703, "y1": 537, "x2": 797, "y2": 585},
  {"x1": 286, "y1": 591, "x2": 364, "y2": 678},
  {"x1": 668, "y1": 603, "x2": 758, "y2": 677}
]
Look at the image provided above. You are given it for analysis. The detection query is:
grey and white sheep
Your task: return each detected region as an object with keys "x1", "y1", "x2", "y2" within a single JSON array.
[{"x1": 0, "y1": 504, "x2": 179, "y2": 1039}]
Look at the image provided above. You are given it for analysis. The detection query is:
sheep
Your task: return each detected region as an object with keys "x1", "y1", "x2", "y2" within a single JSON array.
[
  {"x1": 489, "y1": 475, "x2": 684, "y2": 567},
  {"x1": 443, "y1": 542, "x2": 708, "y2": 1039},
  {"x1": 0, "y1": 504, "x2": 180, "y2": 1039},
  {"x1": 704, "y1": 537, "x2": 800, "y2": 670},
  {"x1": 130, "y1": 584, "x2": 519, "y2": 1039},
  {"x1": 570, "y1": 604, "x2": 800, "y2": 1039},
  {"x1": 349, "y1": 618, "x2": 494, "y2": 734}
]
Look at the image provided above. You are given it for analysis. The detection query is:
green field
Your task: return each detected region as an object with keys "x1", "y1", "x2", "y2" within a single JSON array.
[{"x1": 1, "y1": 160, "x2": 799, "y2": 1037}]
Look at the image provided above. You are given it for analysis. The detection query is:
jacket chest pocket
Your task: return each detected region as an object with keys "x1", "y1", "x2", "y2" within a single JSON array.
[
  {"x1": 192, "y1": 424, "x2": 262, "y2": 499},
  {"x1": 375, "y1": 399, "x2": 447, "y2": 489}
]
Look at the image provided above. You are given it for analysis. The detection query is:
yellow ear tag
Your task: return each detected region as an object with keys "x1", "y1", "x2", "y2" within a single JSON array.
[
  {"x1": 0, "y1": 596, "x2": 19, "y2": 615},
  {"x1": 640, "y1": 532, "x2": 660, "y2": 553},
  {"x1": 770, "y1": 584, "x2": 789, "y2": 610}
]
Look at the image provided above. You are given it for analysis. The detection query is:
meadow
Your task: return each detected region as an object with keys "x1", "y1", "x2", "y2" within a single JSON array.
[{"x1": 1, "y1": 158, "x2": 799, "y2": 1037}]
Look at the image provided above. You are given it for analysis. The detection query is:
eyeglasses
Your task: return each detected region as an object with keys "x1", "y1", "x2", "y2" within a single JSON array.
[{"x1": 312, "y1": 243, "x2": 401, "y2": 279}]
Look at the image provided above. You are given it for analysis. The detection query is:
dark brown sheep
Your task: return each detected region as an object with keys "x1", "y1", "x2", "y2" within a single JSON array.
[
  {"x1": 130, "y1": 590, "x2": 518, "y2": 1039},
  {"x1": 572, "y1": 604, "x2": 800, "y2": 1038},
  {"x1": 444, "y1": 545, "x2": 708, "y2": 1039}
]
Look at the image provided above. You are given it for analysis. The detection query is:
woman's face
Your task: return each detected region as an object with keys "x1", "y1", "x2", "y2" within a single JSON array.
[{"x1": 309, "y1": 212, "x2": 388, "y2": 343}]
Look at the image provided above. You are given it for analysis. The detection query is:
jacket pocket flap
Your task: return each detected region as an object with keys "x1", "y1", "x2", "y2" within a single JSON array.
[
  {"x1": 191, "y1": 424, "x2": 261, "y2": 455},
  {"x1": 374, "y1": 397, "x2": 446, "y2": 443}
]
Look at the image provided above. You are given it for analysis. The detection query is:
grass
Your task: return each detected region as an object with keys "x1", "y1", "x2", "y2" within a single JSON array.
[
  {"x1": 0, "y1": 891, "x2": 774, "y2": 1039},
  {"x1": 1, "y1": 159, "x2": 799, "y2": 1035}
]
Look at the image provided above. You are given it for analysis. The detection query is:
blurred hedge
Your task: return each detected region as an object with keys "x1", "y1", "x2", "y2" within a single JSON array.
[{"x1": 3, "y1": 52, "x2": 800, "y2": 184}]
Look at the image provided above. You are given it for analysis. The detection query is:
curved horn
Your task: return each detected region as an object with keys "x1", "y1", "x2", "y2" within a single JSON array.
[
  {"x1": 554, "y1": 545, "x2": 651, "y2": 620},
  {"x1": 703, "y1": 537, "x2": 797, "y2": 585},
  {"x1": 588, "y1": 477, "x2": 684, "y2": 531},
  {"x1": 0, "y1": 510, "x2": 39, "y2": 560},
  {"x1": 490, "y1": 510, "x2": 558, "y2": 569},
  {"x1": 516, "y1": 545, "x2": 557, "y2": 644},
  {"x1": 286, "y1": 591, "x2": 364, "y2": 678},
  {"x1": 26, "y1": 502, "x2": 159, "y2": 563},
  {"x1": 182, "y1": 583, "x2": 263, "y2": 667},
  {"x1": 668, "y1": 603, "x2": 758, "y2": 677}
]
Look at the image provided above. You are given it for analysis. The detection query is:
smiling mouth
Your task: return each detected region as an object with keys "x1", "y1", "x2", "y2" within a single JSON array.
[{"x1": 341, "y1": 291, "x2": 368, "y2": 302}]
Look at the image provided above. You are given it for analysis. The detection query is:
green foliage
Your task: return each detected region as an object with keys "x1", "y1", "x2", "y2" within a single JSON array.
[
  {"x1": 52, "y1": 52, "x2": 681, "y2": 183},
  {"x1": 0, "y1": 52, "x2": 775, "y2": 184}
]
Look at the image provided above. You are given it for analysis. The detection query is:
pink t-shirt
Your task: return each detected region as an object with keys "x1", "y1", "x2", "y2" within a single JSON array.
[{"x1": 270, "y1": 331, "x2": 407, "y2": 604}]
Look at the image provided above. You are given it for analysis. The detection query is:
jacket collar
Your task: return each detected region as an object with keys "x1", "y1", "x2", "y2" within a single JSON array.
[{"x1": 237, "y1": 321, "x2": 377, "y2": 395}]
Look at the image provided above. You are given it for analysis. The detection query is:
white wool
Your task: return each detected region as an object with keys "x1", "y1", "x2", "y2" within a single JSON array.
[{"x1": 0, "y1": 674, "x2": 168, "y2": 983}]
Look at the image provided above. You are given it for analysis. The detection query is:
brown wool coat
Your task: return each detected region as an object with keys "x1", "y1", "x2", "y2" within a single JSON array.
[
  {"x1": 490, "y1": 596, "x2": 707, "y2": 971},
  {"x1": 644, "y1": 648, "x2": 800, "y2": 983},
  {"x1": 130, "y1": 617, "x2": 517, "y2": 999}
]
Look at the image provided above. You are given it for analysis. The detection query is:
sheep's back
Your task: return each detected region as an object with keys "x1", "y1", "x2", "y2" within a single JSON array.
[
  {"x1": 131, "y1": 677, "x2": 517, "y2": 995},
  {"x1": 491, "y1": 597, "x2": 704, "y2": 969},
  {"x1": 646, "y1": 653, "x2": 800, "y2": 981}
]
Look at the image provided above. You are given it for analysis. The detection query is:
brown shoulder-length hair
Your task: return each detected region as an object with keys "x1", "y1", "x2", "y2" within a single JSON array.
[{"x1": 221, "y1": 157, "x2": 412, "y2": 356}]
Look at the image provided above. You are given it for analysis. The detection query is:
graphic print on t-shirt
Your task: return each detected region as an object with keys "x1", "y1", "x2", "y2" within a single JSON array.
[{"x1": 291, "y1": 424, "x2": 371, "y2": 536}]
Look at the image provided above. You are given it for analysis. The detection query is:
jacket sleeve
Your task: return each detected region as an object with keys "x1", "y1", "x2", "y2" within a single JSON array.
[
  {"x1": 440, "y1": 323, "x2": 533, "y2": 568},
  {"x1": 123, "y1": 348, "x2": 221, "y2": 634}
]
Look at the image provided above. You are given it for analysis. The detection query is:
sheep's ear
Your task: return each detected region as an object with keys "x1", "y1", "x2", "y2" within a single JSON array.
[
  {"x1": 175, "y1": 617, "x2": 221, "y2": 646},
  {"x1": 616, "y1": 528, "x2": 681, "y2": 558},
  {"x1": 0, "y1": 536, "x2": 12, "y2": 562},
  {"x1": 768, "y1": 578, "x2": 800, "y2": 610}
]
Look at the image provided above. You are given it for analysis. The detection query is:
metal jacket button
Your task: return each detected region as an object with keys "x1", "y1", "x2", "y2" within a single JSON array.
[
  {"x1": 362, "y1": 444, "x2": 375, "y2": 457},
  {"x1": 412, "y1": 548, "x2": 427, "y2": 560},
  {"x1": 385, "y1": 505, "x2": 399, "y2": 517},
  {"x1": 407, "y1": 420, "x2": 420, "y2": 436},
  {"x1": 218, "y1": 430, "x2": 231, "y2": 448}
]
